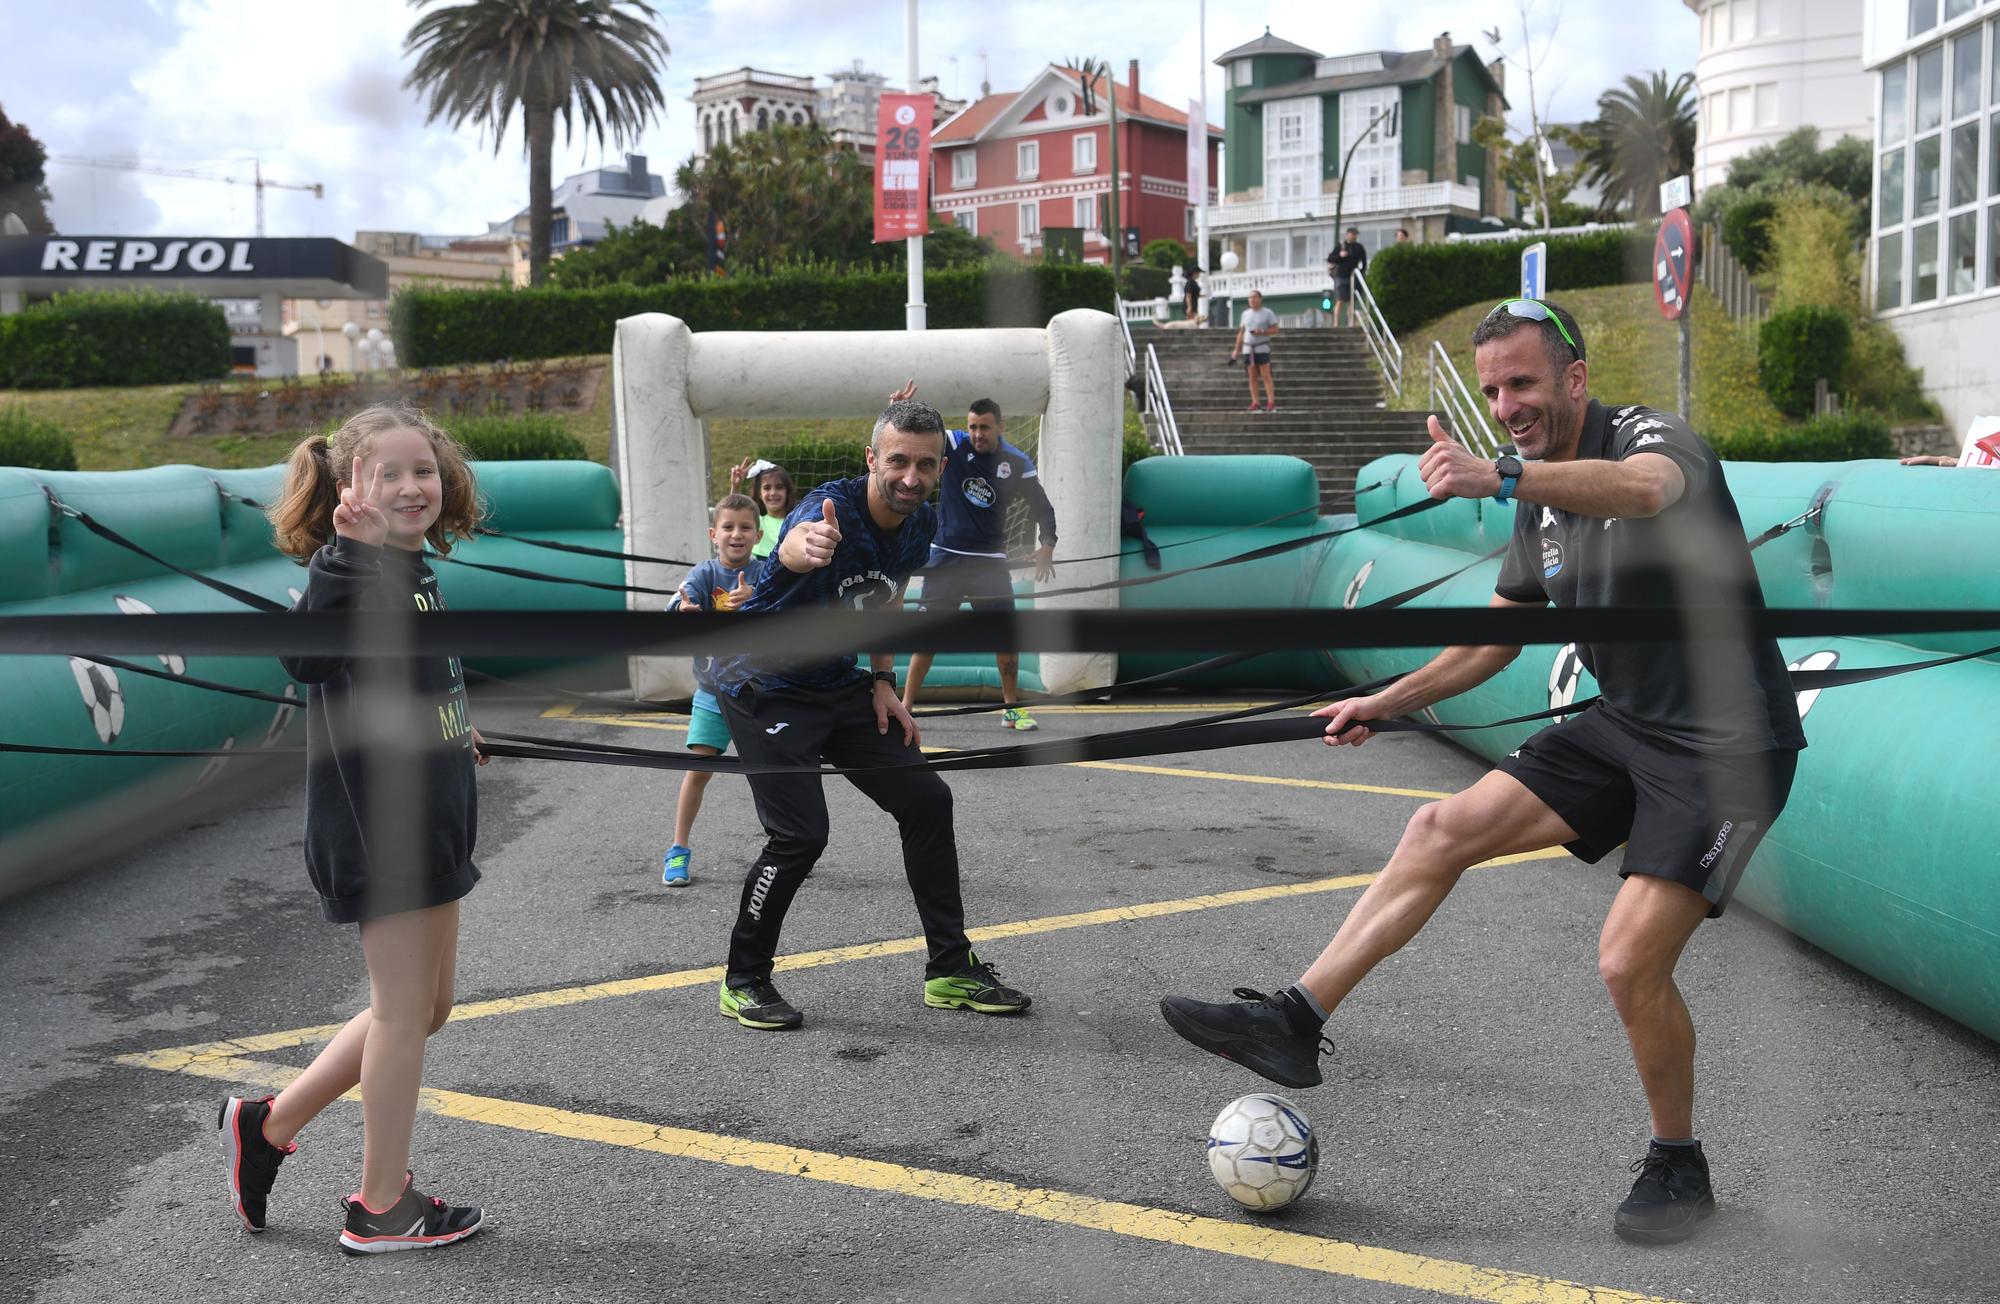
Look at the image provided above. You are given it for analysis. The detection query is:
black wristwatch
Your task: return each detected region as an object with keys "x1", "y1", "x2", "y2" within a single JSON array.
[
  {"x1": 1493, "y1": 454, "x2": 1524, "y2": 503},
  {"x1": 873, "y1": 670, "x2": 898, "y2": 690}
]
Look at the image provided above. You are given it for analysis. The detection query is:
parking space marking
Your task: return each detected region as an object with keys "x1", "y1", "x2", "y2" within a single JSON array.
[
  {"x1": 123, "y1": 850, "x2": 1565, "y2": 1068},
  {"x1": 115, "y1": 1047, "x2": 1684, "y2": 1304}
]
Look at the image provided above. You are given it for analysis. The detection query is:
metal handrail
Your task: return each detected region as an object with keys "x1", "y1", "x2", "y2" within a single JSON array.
[
  {"x1": 1113, "y1": 295, "x2": 1136, "y2": 377},
  {"x1": 1350, "y1": 270, "x2": 1402, "y2": 397},
  {"x1": 1428, "y1": 340, "x2": 1501, "y2": 457},
  {"x1": 1143, "y1": 342, "x2": 1183, "y2": 456}
]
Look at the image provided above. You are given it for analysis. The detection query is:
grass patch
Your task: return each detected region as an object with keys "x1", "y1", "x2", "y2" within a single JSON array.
[{"x1": 1385, "y1": 283, "x2": 1785, "y2": 439}]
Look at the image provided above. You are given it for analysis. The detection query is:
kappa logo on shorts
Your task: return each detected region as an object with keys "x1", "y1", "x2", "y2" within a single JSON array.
[{"x1": 1699, "y1": 820, "x2": 1736, "y2": 869}]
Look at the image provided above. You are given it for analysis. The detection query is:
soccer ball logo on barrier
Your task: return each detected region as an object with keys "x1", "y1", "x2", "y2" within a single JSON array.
[
  {"x1": 1786, "y1": 650, "x2": 1837, "y2": 721},
  {"x1": 1342, "y1": 560, "x2": 1374, "y2": 610},
  {"x1": 1548, "y1": 643, "x2": 1585, "y2": 722},
  {"x1": 69, "y1": 657, "x2": 125, "y2": 745},
  {"x1": 113, "y1": 594, "x2": 185, "y2": 676},
  {"x1": 1206, "y1": 1092, "x2": 1319, "y2": 1211}
]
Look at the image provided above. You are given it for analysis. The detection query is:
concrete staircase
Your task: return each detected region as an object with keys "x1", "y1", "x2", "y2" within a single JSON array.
[{"x1": 1133, "y1": 323, "x2": 1433, "y2": 508}]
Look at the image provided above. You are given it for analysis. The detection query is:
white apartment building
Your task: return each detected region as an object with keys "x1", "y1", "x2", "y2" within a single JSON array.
[
  {"x1": 1686, "y1": 0, "x2": 1873, "y2": 193},
  {"x1": 1865, "y1": 0, "x2": 2000, "y2": 436},
  {"x1": 689, "y1": 63, "x2": 965, "y2": 162}
]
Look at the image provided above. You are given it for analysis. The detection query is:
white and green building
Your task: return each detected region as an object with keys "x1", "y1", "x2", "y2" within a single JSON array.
[{"x1": 1205, "y1": 29, "x2": 1511, "y2": 315}]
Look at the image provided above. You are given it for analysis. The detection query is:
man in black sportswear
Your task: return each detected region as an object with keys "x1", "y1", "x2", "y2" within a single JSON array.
[{"x1": 1161, "y1": 297, "x2": 1804, "y2": 1245}]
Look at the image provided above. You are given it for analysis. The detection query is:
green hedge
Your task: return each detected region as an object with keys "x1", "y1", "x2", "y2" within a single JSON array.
[
  {"x1": 1757, "y1": 306, "x2": 1852, "y2": 419},
  {"x1": 446, "y1": 411, "x2": 589, "y2": 461},
  {"x1": 393, "y1": 262, "x2": 1119, "y2": 367},
  {"x1": 0, "y1": 290, "x2": 231, "y2": 389},
  {"x1": 1365, "y1": 228, "x2": 1656, "y2": 334},
  {"x1": 0, "y1": 407, "x2": 78, "y2": 470},
  {"x1": 1120, "y1": 266, "x2": 1171, "y2": 301},
  {"x1": 1710, "y1": 412, "x2": 1893, "y2": 462}
]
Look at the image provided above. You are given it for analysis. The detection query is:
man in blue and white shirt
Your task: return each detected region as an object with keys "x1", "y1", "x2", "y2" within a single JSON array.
[
  {"x1": 902, "y1": 397, "x2": 1059, "y2": 730},
  {"x1": 708, "y1": 398, "x2": 1032, "y2": 1033}
]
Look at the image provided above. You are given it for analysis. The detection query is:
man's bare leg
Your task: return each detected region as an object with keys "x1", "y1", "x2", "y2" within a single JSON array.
[
  {"x1": 901, "y1": 653, "x2": 934, "y2": 711},
  {"x1": 1597, "y1": 874, "x2": 1710, "y2": 1139},
  {"x1": 1298, "y1": 770, "x2": 1578, "y2": 1011}
]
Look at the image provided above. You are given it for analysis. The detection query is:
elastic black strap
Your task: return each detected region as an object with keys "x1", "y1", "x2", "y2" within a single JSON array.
[{"x1": 49, "y1": 490, "x2": 288, "y2": 614}]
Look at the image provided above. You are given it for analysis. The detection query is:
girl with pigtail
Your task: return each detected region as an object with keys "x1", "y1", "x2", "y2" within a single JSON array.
[{"x1": 219, "y1": 402, "x2": 490, "y2": 1254}]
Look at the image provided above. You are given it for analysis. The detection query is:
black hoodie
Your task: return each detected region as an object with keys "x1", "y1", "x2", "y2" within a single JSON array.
[{"x1": 282, "y1": 536, "x2": 479, "y2": 923}]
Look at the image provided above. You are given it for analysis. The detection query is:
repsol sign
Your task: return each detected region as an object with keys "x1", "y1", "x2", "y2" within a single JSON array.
[
  {"x1": 41, "y1": 239, "x2": 256, "y2": 274},
  {"x1": 0, "y1": 236, "x2": 388, "y2": 297}
]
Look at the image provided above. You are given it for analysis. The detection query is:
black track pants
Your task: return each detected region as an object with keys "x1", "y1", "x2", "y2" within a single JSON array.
[{"x1": 717, "y1": 680, "x2": 971, "y2": 986}]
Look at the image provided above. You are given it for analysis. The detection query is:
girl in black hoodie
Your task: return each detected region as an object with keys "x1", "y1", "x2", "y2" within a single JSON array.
[{"x1": 218, "y1": 403, "x2": 489, "y2": 1255}]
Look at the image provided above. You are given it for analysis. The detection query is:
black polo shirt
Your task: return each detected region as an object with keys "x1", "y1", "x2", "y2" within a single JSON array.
[{"x1": 1494, "y1": 399, "x2": 1806, "y2": 755}]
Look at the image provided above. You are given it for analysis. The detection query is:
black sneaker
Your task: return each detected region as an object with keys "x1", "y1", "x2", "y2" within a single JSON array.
[
  {"x1": 219, "y1": 1094, "x2": 295, "y2": 1232},
  {"x1": 923, "y1": 953, "x2": 1031, "y2": 1014},
  {"x1": 1614, "y1": 1141, "x2": 1716, "y2": 1244},
  {"x1": 338, "y1": 1172, "x2": 484, "y2": 1255},
  {"x1": 719, "y1": 977, "x2": 805, "y2": 1030},
  {"x1": 1159, "y1": 987, "x2": 1332, "y2": 1089}
]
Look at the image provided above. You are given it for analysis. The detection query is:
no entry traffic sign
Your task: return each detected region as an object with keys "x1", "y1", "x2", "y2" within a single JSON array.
[{"x1": 1654, "y1": 209, "x2": 1695, "y2": 321}]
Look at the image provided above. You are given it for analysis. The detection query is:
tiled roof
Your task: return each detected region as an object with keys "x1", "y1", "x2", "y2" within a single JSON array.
[
  {"x1": 933, "y1": 91, "x2": 1019, "y2": 143},
  {"x1": 1215, "y1": 29, "x2": 1323, "y2": 62},
  {"x1": 932, "y1": 66, "x2": 1222, "y2": 145}
]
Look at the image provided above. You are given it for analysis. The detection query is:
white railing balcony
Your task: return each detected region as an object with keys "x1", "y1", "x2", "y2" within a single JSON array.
[
  {"x1": 1209, "y1": 181, "x2": 1481, "y2": 230},
  {"x1": 1198, "y1": 267, "x2": 1331, "y2": 299}
]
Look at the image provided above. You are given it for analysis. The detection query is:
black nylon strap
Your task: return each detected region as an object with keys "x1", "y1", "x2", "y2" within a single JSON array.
[{"x1": 49, "y1": 492, "x2": 288, "y2": 614}]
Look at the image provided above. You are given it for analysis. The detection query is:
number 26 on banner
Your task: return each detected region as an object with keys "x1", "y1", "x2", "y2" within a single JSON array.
[{"x1": 873, "y1": 93, "x2": 933, "y2": 243}]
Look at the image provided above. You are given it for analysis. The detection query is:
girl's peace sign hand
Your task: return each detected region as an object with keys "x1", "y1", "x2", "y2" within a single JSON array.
[{"x1": 332, "y1": 455, "x2": 388, "y2": 546}]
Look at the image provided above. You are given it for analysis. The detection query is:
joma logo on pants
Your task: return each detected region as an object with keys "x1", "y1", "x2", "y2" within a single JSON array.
[
  {"x1": 747, "y1": 863, "x2": 779, "y2": 920},
  {"x1": 1699, "y1": 821, "x2": 1736, "y2": 869}
]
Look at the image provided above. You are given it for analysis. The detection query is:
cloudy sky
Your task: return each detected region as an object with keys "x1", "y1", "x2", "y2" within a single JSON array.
[{"x1": 2, "y1": 0, "x2": 1696, "y2": 240}]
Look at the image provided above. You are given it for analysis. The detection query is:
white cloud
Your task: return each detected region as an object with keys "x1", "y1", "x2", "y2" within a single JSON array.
[{"x1": 3, "y1": 0, "x2": 1697, "y2": 240}]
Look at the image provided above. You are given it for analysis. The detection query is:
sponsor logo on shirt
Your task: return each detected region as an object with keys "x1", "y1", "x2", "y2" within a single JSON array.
[
  {"x1": 961, "y1": 477, "x2": 996, "y2": 508},
  {"x1": 1541, "y1": 536, "x2": 1564, "y2": 579}
]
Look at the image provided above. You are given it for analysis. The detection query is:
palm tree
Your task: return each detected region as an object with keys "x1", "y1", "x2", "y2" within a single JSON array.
[
  {"x1": 1580, "y1": 70, "x2": 1697, "y2": 221},
  {"x1": 403, "y1": 0, "x2": 671, "y2": 286}
]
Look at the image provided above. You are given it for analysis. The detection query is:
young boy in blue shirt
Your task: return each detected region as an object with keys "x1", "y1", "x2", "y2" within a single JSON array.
[{"x1": 662, "y1": 493, "x2": 763, "y2": 886}]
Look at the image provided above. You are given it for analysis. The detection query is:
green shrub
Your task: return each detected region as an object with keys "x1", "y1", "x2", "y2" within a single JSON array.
[
  {"x1": 1122, "y1": 425, "x2": 1156, "y2": 471},
  {"x1": 1757, "y1": 305, "x2": 1852, "y2": 418},
  {"x1": 1720, "y1": 194, "x2": 1777, "y2": 272},
  {"x1": 1845, "y1": 320, "x2": 1939, "y2": 421},
  {"x1": 752, "y1": 433, "x2": 870, "y2": 485},
  {"x1": 0, "y1": 407, "x2": 78, "y2": 469},
  {"x1": 392, "y1": 262, "x2": 1118, "y2": 367},
  {"x1": 1140, "y1": 239, "x2": 1190, "y2": 271},
  {"x1": 1365, "y1": 227, "x2": 1655, "y2": 334},
  {"x1": 1710, "y1": 412, "x2": 1893, "y2": 461},
  {"x1": 0, "y1": 289, "x2": 231, "y2": 389},
  {"x1": 1120, "y1": 265, "x2": 1170, "y2": 301},
  {"x1": 446, "y1": 411, "x2": 588, "y2": 461}
]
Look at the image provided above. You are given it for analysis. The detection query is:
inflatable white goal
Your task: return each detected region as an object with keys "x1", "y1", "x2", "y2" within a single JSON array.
[{"x1": 610, "y1": 310, "x2": 1125, "y2": 700}]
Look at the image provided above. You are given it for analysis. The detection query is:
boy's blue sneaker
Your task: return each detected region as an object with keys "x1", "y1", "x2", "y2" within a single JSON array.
[{"x1": 663, "y1": 845, "x2": 692, "y2": 886}]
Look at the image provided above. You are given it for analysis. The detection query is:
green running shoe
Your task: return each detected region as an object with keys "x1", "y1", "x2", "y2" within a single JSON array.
[
  {"x1": 1002, "y1": 707, "x2": 1038, "y2": 731},
  {"x1": 719, "y1": 978, "x2": 804, "y2": 1030},
  {"x1": 924, "y1": 953, "x2": 1032, "y2": 1014}
]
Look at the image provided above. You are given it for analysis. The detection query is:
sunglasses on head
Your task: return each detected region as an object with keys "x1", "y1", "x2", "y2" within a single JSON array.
[{"x1": 1490, "y1": 298, "x2": 1582, "y2": 360}]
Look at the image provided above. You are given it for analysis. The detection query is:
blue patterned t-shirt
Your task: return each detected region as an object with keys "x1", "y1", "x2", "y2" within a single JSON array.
[{"x1": 709, "y1": 475, "x2": 936, "y2": 695}]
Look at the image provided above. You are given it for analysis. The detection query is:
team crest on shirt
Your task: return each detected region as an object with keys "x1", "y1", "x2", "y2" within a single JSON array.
[
  {"x1": 1541, "y1": 536, "x2": 1564, "y2": 578},
  {"x1": 996, "y1": 461, "x2": 1013, "y2": 479},
  {"x1": 962, "y1": 476, "x2": 996, "y2": 508}
]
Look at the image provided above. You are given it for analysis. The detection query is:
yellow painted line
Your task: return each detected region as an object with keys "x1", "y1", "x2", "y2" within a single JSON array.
[
  {"x1": 116, "y1": 1050, "x2": 1683, "y2": 1304},
  {"x1": 137, "y1": 851, "x2": 1564, "y2": 1065},
  {"x1": 1073, "y1": 760, "x2": 1452, "y2": 800}
]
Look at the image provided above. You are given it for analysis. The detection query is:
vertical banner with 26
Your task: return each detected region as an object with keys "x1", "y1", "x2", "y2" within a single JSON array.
[{"x1": 873, "y1": 93, "x2": 933, "y2": 243}]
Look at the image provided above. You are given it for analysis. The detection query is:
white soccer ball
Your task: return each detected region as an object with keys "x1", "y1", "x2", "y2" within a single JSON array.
[
  {"x1": 113, "y1": 594, "x2": 185, "y2": 675},
  {"x1": 1206, "y1": 1093, "x2": 1319, "y2": 1212}
]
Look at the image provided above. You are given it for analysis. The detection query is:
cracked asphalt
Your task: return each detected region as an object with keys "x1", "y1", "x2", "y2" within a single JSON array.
[{"x1": 2, "y1": 691, "x2": 1995, "y2": 1304}]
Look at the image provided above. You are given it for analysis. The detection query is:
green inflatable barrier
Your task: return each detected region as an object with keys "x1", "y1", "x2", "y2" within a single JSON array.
[
  {"x1": 1313, "y1": 453, "x2": 2000, "y2": 1044},
  {"x1": 0, "y1": 459, "x2": 628, "y2": 884}
]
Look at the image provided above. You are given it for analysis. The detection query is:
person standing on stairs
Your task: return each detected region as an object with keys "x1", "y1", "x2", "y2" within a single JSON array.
[{"x1": 1231, "y1": 289, "x2": 1280, "y2": 414}]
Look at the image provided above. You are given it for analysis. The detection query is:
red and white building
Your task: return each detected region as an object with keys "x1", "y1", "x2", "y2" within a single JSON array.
[{"x1": 930, "y1": 61, "x2": 1222, "y2": 263}]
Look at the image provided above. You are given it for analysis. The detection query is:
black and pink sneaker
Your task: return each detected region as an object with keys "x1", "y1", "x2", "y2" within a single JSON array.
[
  {"x1": 338, "y1": 1172, "x2": 484, "y2": 1255},
  {"x1": 219, "y1": 1094, "x2": 296, "y2": 1232}
]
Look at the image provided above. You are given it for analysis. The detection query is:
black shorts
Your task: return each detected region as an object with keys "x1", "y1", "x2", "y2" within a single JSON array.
[
  {"x1": 1331, "y1": 275, "x2": 1353, "y2": 301},
  {"x1": 1495, "y1": 707, "x2": 1798, "y2": 918},
  {"x1": 1242, "y1": 348, "x2": 1271, "y2": 369},
  {"x1": 917, "y1": 552, "x2": 1016, "y2": 612}
]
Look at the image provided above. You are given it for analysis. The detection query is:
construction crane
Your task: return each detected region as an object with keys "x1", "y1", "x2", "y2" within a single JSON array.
[{"x1": 47, "y1": 156, "x2": 325, "y2": 237}]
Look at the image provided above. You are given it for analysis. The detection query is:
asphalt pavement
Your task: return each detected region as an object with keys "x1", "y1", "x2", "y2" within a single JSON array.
[{"x1": 2, "y1": 691, "x2": 1994, "y2": 1304}]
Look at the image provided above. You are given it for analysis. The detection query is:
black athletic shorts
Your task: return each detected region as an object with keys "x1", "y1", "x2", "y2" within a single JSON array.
[
  {"x1": 918, "y1": 552, "x2": 1016, "y2": 612},
  {"x1": 1494, "y1": 707, "x2": 1798, "y2": 918}
]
